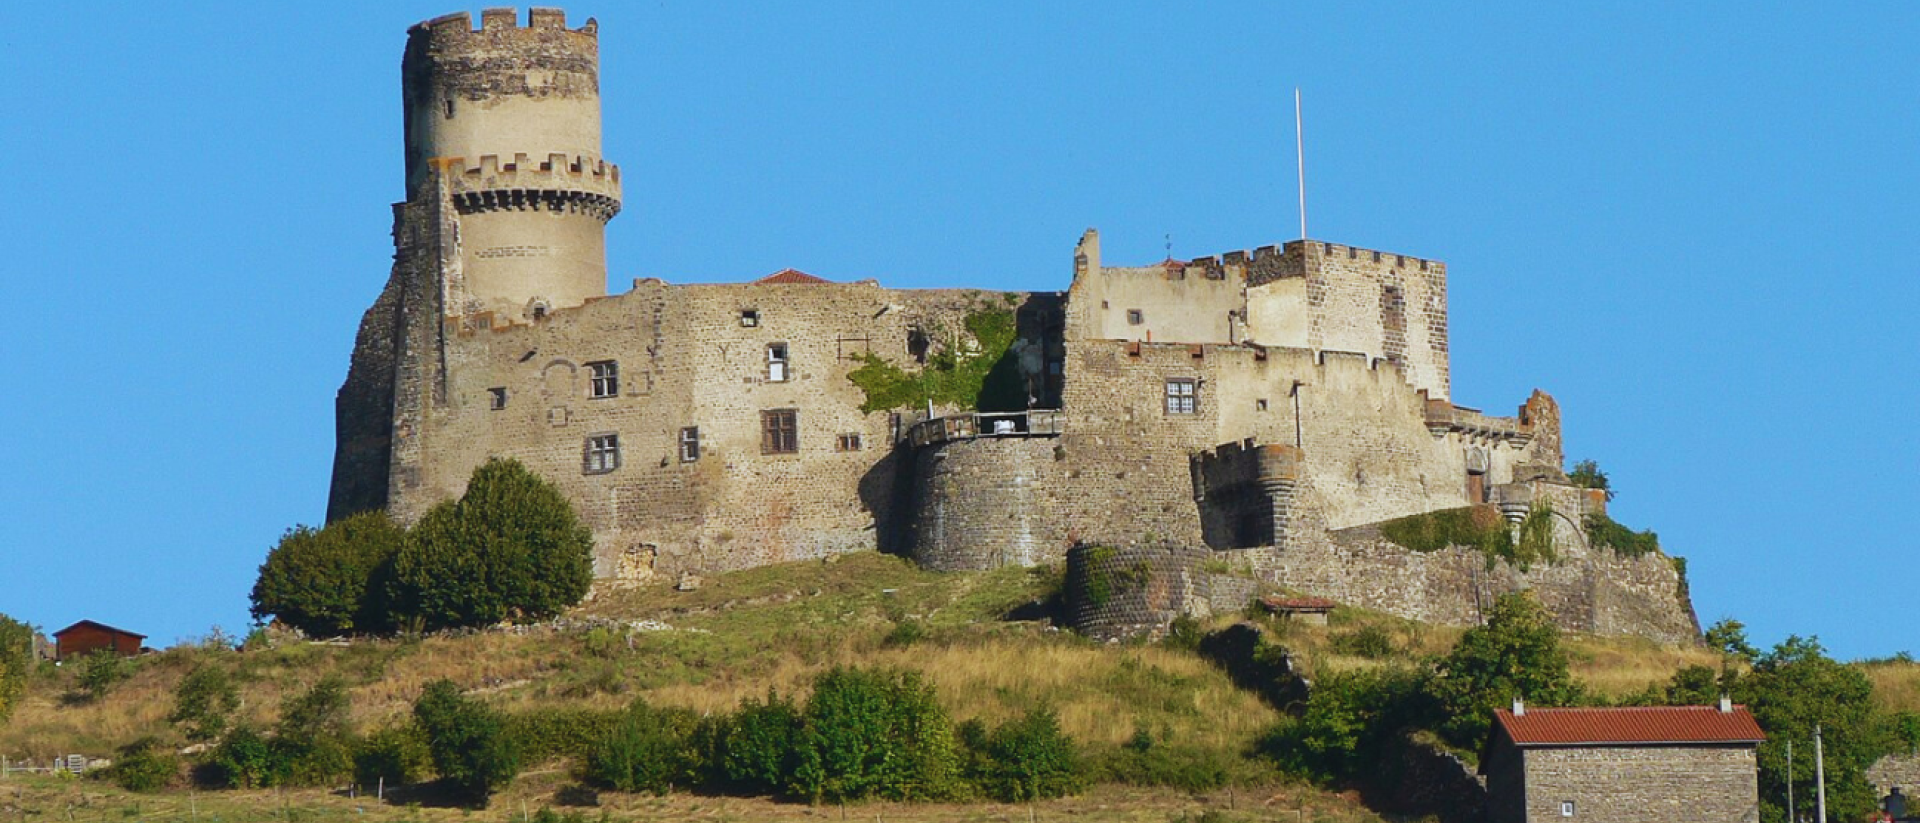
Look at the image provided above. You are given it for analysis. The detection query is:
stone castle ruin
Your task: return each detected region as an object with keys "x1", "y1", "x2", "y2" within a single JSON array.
[{"x1": 330, "y1": 8, "x2": 1699, "y2": 644}]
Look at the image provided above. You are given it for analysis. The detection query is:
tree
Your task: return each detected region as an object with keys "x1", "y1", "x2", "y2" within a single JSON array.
[
  {"x1": 413, "y1": 679, "x2": 519, "y2": 805},
  {"x1": 0, "y1": 613, "x2": 32, "y2": 725},
  {"x1": 168, "y1": 664, "x2": 240, "y2": 742},
  {"x1": 1427, "y1": 592, "x2": 1580, "y2": 749},
  {"x1": 273, "y1": 676, "x2": 355, "y2": 785},
  {"x1": 388, "y1": 459, "x2": 594, "y2": 631},
  {"x1": 250, "y1": 511, "x2": 405, "y2": 636},
  {"x1": 72, "y1": 649, "x2": 133, "y2": 702},
  {"x1": 1566, "y1": 459, "x2": 1614, "y2": 501},
  {"x1": 1737, "y1": 636, "x2": 1880, "y2": 823},
  {"x1": 789, "y1": 667, "x2": 959, "y2": 803}
]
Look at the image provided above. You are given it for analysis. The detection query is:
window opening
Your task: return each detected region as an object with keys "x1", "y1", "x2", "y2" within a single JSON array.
[
  {"x1": 583, "y1": 433, "x2": 620, "y2": 474},
  {"x1": 1126, "y1": 309, "x2": 1145, "y2": 325},
  {"x1": 766, "y1": 343, "x2": 790, "y2": 382},
  {"x1": 1560, "y1": 801, "x2": 1575, "y2": 817},
  {"x1": 741, "y1": 309, "x2": 759, "y2": 327},
  {"x1": 444, "y1": 99, "x2": 455, "y2": 118},
  {"x1": 588, "y1": 361, "x2": 619, "y2": 398},
  {"x1": 488, "y1": 387, "x2": 508, "y2": 410},
  {"x1": 762, "y1": 409, "x2": 798, "y2": 454},
  {"x1": 837, "y1": 433, "x2": 863, "y2": 452},
  {"x1": 679, "y1": 427, "x2": 701, "y2": 462},
  {"x1": 1165, "y1": 378, "x2": 1197, "y2": 414}
]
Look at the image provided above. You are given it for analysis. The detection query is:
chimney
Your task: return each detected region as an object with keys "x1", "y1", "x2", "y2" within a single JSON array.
[
  {"x1": 1513, "y1": 697, "x2": 1525, "y2": 717},
  {"x1": 1719, "y1": 694, "x2": 1732, "y2": 713}
]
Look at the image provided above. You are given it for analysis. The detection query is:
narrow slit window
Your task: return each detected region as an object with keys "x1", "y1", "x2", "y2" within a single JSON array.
[{"x1": 679, "y1": 427, "x2": 701, "y2": 463}]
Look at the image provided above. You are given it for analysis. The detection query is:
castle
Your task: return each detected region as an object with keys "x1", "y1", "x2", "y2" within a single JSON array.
[{"x1": 329, "y1": 8, "x2": 1699, "y2": 644}]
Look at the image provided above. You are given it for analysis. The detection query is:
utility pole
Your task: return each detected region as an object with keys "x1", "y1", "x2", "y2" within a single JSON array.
[{"x1": 1816, "y1": 724, "x2": 1828, "y2": 823}]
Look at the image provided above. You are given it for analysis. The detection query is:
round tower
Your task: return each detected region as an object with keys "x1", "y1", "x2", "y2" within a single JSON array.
[{"x1": 402, "y1": 7, "x2": 620, "y2": 319}]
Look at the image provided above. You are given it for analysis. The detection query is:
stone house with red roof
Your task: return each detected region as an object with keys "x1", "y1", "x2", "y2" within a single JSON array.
[{"x1": 1481, "y1": 700, "x2": 1764, "y2": 823}]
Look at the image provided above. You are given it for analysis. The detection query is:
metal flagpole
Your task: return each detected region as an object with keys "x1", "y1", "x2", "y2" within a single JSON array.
[{"x1": 1295, "y1": 88, "x2": 1308, "y2": 241}]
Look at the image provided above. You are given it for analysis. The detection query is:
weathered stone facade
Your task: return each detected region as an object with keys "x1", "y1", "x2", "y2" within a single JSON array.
[
  {"x1": 1486, "y1": 745, "x2": 1760, "y2": 823},
  {"x1": 330, "y1": 8, "x2": 1699, "y2": 643}
]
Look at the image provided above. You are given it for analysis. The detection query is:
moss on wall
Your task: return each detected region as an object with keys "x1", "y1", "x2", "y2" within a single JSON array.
[
  {"x1": 1378, "y1": 504, "x2": 1557, "y2": 572},
  {"x1": 847, "y1": 308, "x2": 1023, "y2": 413},
  {"x1": 1584, "y1": 513, "x2": 1661, "y2": 558}
]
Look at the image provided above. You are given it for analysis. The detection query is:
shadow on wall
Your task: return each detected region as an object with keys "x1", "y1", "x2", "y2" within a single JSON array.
[{"x1": 858, "y1": 446, "x2": 914, "y2": 558}]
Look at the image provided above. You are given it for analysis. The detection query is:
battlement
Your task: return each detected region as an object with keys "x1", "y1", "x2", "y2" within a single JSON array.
[
  {"x1": 411, "y1": 8, "x2": 596, "y2": 37},
  {"x1": 1418, "y1": 390, "x2": 1536, "y2": 445},
  {"x1": 437, "y1": 152, "x2": 621, "y2": 221},
  {"x1": 1304, "y1": 240, "x2": 1444, "y2": 274}
]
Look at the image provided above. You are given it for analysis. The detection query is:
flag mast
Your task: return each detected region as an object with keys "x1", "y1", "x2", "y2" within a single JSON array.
[{"x1": 1295, "y1": 87, "x2": 1308, "y2": 241}]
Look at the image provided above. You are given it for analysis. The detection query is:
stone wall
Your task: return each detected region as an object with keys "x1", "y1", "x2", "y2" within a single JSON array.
[
  {"x1": 1870, "y1": 753, "x2": 1920, "y2": 801},
  {"x1": 1064, "y1": 543, "x2": 1263, "y2": 641},
  {"x1": 908, "y1": 437, "x2": 1063, "y2": 571},
  {"x1": 1495, "y1": 745, "x2": 1760, "y2": 823}
]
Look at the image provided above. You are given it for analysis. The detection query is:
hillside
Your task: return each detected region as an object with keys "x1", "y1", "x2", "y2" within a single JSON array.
[{"x1": 5, "y1": 553, "x2": 1917, "y2": 822}]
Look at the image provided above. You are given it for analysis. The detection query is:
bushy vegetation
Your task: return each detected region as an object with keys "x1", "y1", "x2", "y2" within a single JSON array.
[
  {"x1": 388, "y1": 459, "x2": 594, "y2": 631},
  {"x1": 167, "y1": 664, "x2": 239, "y2": 742},
  {"x1": 250, "y1": 458, "x2": 593, "y2": 636},
  {"x1": 1566, "y1": 459, "x2": 1614, "y2": 500},
  {"x1": 846, "y1": 307, "x2": 1024, "y2": 413},
  {"x1": 250, "y1": 510, "x2": 405, "y2": 637},
  {"x1": 413, "y1": 679, "x2": 521, "y2": 805},
  {"x1": 0, "y1": 612, "x2": 31, "y2": 724},
  {"x1": 71, "y1": 649, "x2": 134, "y2": 702},
  {"x1": 1376, "y1": 504, "x2": 1556, "y2": 570},
  {"x1": 1583, "y1": 512, "x2": 1661, "y2": 558},
  {"x1": 103, "y1": 736, "x2": 180, "y2": 792}
]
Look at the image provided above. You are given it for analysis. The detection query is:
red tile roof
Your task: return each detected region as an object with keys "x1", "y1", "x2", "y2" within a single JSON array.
[
  {"x1": 755, "y1": 268, "x2": 830, "y2": 285},
  {"x1": 1494, "y1": 705, "x2": 1764, "y2": 747},
  {"x1": 1261, "y1": 596, "x2": 1338, "y2": 612}
]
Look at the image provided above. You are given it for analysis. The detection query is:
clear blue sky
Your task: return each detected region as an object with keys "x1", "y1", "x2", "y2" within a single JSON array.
[{"x1": 3, "y1": 3, "x2": 1914, "y2": 659}]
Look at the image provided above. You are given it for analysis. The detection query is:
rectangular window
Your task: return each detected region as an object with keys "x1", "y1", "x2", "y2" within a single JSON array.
[
  {"x1": 837, "y1": 433, "x2": 863, "y2": 452},
  {"x1": 1560, "y1": 801, "x2": 1575, "y2": 817},
  {"x1": 588, "y1": 360, "x2": 619, "y2": 398},
  {"x1": 1126, "y1": 309, "x2": 1145, "y2": 325},
  {"x1": 741, "y1": 309, "x2": 759, "y2": 327},
  {"x1": 762, "y1": 409, "x2": 798, "y2": 454},
  {"x1": 766, "y1": 343, "x2": 789, "y2": 382},
  {"x1": 1165, "y1": 379, "x2": 1197, "y2": 414},
  {"x1": 679, "y1": 427, "x2": 701, "y2": 462},
  {"x1": 488, "y1": 387, "x2": 508, "y2": 410},
  {"x1": 584, "y1": 433, "x2": 620, "y2": 474}
]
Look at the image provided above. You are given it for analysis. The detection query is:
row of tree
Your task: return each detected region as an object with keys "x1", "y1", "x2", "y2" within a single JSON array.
[
  {"x1": 250, "y1": 458, "x2": 593, "y2": 635},
  {"x1": 123, "y1": 664, "x2": 1076, "y2": 807}
]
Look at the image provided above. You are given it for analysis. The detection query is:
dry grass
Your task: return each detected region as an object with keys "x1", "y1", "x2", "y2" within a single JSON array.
[
  {"x1": 0, "y1": 772, "x2": 1391, "y2": 823},
  {"x1": 1862, "y1": 660, "x2": 1920, "y2": 714}
]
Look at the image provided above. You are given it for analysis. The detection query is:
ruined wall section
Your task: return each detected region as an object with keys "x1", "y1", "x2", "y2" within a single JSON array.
[{"x1": 1064, "y1": 543, "x2": 1263, "y2": 642}]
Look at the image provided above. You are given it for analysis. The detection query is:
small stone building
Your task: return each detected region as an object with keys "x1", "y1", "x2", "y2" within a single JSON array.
[
  {"x1": 51, "y1": 620, "x2": 146, "y2": 661},
  {"x1": 1481, "y1": 701, "x2": 1764, "y2": 823}
]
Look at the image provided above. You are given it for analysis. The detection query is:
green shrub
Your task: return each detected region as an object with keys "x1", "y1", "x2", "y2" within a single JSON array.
[
  {"x1": 1329, "y1": 625, "x2": 1396, "y2": 660},
  {"x1": 202, "y1": 724, "x2": 281, "y2": 788},
  {"x1": 508, "y1": 706, "x2": 624, "y2": 765},
  {"x1": 272, "y1": 676, "x2": 355, "y2": 786},
  {"x1": 354, "y1": 723, "x2": 433, "y2": 788},
  {"x1": 169, "y1": 664, "x2": 240, "y2": 742},
  {"x1": 71, "y1": 649, "x2": 134, "y2": 702},
  {"x1": 721, "y1": 689, "x2": 803, "y2": 795},
  {"x1": 968, "y1": 707, "x2": 1080, "y2": 802},
  {"x1": 250, "y1": 511, "x2": 406, "y2": 637},
  {"x1": 1084, "y1": 742, "x2": 1243, "y2": 792},
  {"x1": 1584, "y1": 512, "x2": 1660, "y2": 558},
  {"x1": 413, "y1": 679, "x2": 519, "y2": 806},
  {"x1": 1260, "y1": 666, "x2": 1430, "y2": 784},
  {"x1": 1567, "y1": 459, "x2": 1614, "y2": 501},
  {"x1": 1427, "y1": 592, "x2": 1579, "y2": 749},
  {"x1": 789, "y1": 667, "x2": 960, "y2": 803},
  {"x1": 103, "y1": 737, "x2": 180, "y2": 793},
  {"x1": 387, "y1": 459, "x2": 594, "y2": 631},
  {"x1": 583, "y1": 698, "x2": 705, "y2": 795},
  {"x1": 0, "y1": 613, "x2": 31, "y2": 724}
]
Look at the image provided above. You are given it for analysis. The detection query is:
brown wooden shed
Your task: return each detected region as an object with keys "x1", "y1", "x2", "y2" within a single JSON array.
[{"x1": 52, "y1": 620, "x2": 146, "y2": 661}]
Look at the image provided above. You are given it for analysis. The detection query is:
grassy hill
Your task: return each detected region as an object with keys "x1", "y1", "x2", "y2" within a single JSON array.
[{"x1": 5, "y1": 552, "x2": 1917, "y2": 822}]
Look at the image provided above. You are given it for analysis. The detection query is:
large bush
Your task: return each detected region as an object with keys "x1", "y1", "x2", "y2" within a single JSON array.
[
  {"x1": 168, "y1": 664, "x2": 240, "y2": 742},
  {"x1": 354, "y1": 723, "x2": 433, "y2": 789},
  {"x1": 583, "y1": 699, "x2": 709, "y2": 795},
  {"x1": 103, "y1": 737, "x2": 180, "y2": 792},
  {"x1": 250, "y1": 511, "x2": 405, "y2": 637},
  {"x1": 0, "y1": 613, "x2": 31, "y2": 725},
  {"x1": 964, "y1": 707, "x2": 1080, "y2": 802},
  {"x1": 272, "y1": 676, "x2": 355, "y2": 786},
  {"x1": 720, "y1": 689, "x2": 803, "y2": 795},
  {"x1": 413, "y1": 679, "x2": 519, "y2": 806},
  {"x1": 388, "y1": 459, "x2": 594, "y2": 631},
  {"x1": 1261, "y1": 666, "x2": 1431, "y2": 784},
  {"x1": 1426, "y1": 592, "x2": 1578, "y2": 749},
  {"x1": 789, "y1": 667, "x2": 960, "y2": 803}
]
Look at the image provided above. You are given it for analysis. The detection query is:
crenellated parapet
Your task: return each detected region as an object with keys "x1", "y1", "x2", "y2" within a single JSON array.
[{"x1": 437, "y1": 152, "x2": 622, "y2": 222}]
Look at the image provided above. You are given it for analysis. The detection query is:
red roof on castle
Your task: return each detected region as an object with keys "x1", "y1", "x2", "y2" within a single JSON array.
[
  {"x1": 1492, "y1": 705, "x2": 1765, "y2": 747},
  {"x1": 755, "y1": 268, "x2": 831, "y2": 285}
]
